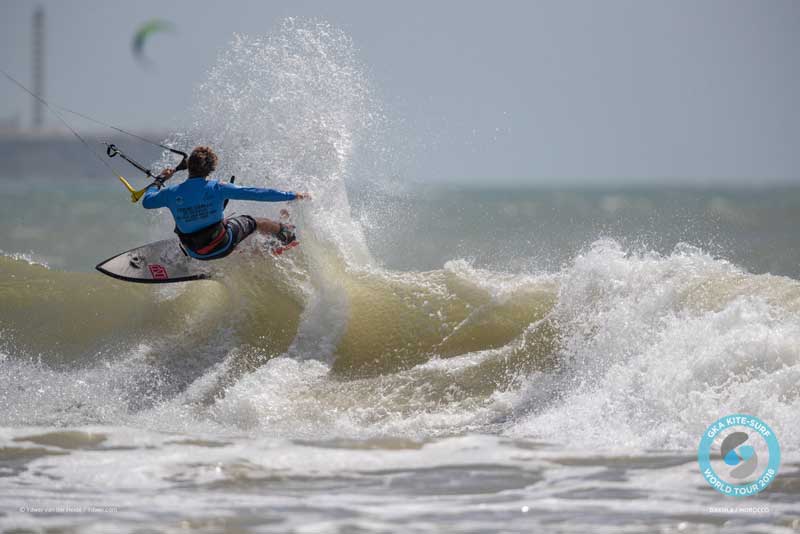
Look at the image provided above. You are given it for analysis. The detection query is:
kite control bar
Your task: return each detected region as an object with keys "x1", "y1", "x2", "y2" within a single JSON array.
[
  {"x1": 104, "y1": 143, "x2": 188, "y2": 203},
  {"x1": 1, "y1": 67, "x2": 192, "y2": 204}
]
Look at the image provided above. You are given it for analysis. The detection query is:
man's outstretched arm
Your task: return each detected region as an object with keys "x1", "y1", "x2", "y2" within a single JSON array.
[{"x1": 217, "y1": 182, "x2": 309, "y2": 202}]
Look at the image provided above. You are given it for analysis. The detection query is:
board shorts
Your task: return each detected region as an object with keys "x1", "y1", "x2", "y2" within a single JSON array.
[
  {"x1": 188, "y1": 215, "x2": 258, "y2": 261},
  {"x1": 227, "y1": 215, "x2": 258, "y2": 247}
]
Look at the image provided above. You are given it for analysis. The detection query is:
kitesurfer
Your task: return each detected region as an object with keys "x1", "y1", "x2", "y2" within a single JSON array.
[{"x1": 142, "y1": 146, "x2": 309, "y2": 260}]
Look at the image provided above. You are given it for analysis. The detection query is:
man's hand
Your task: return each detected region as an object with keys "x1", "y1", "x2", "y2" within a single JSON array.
[
  {"x1": 294, "y1": 192, "x2": 311, "y2": 200},
  {"x1": 154, "y1": 167, "x2": 175, "y2": 188}
]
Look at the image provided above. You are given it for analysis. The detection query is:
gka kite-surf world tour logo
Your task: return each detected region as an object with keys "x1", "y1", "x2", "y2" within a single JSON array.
[{"x1": 698, "y1": 414, "x2": 781, "y2": 497}]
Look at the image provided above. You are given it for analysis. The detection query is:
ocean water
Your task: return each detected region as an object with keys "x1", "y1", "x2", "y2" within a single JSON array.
[{"x1": 1, "y1": 20, "x2": 799, "y2": 534}]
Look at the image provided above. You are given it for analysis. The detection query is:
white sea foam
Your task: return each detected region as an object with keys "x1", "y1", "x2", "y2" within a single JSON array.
[{"x1": 509, "y1": 240, "x2": 800, "y2": 451}]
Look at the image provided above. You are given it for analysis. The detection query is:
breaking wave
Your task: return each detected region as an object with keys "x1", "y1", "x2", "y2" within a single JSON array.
[{"x1": 2, "y1": 238, "x2": 798, "y2": 451}]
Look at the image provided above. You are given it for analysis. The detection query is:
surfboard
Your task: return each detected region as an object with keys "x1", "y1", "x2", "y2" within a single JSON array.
[
  {"x1": 95, "y1": 239, "x2": 212, "y2": 283},
  {"x1": 96, "y1": 239, "x2": 300, "y2": 284}
]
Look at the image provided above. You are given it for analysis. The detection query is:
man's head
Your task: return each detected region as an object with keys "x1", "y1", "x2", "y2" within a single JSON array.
[{"x1": 187, "y1": 146, "x2": 218, "y2": 177}]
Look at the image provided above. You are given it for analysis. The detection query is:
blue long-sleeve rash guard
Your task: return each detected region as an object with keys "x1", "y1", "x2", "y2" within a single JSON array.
[{"x1": 142, "y1": 177, "x2": 296, "y2": 233}]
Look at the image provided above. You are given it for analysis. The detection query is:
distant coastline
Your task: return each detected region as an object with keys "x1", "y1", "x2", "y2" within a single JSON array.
[{"x1": 0, "y1": 131, "x2": 170, "y2": 179}]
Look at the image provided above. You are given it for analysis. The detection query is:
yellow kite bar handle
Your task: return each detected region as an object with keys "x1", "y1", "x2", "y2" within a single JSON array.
[{"x1": 118, "y1": 175, "x2": 150, "y2": 203}]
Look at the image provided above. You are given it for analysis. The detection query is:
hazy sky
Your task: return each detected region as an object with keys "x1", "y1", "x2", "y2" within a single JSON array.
[{"x1": 1, "y1": 0, "x2": 798, "y2": 185}]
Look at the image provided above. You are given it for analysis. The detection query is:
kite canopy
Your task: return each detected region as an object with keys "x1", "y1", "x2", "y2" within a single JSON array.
[{"x1": 132, "y1": 19, "x2": 174, "y2": 61}]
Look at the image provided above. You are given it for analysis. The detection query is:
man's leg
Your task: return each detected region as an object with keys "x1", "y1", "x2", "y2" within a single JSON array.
[
  {"x1": 254, "y1": 217, "x2": 296, "y2": 245},
  {"x1": 221, "y1": 216, "x2": 296, "y2": 257},
  {"x1": 254, "y1": 217, "x2": 281, "y2": 236}
]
